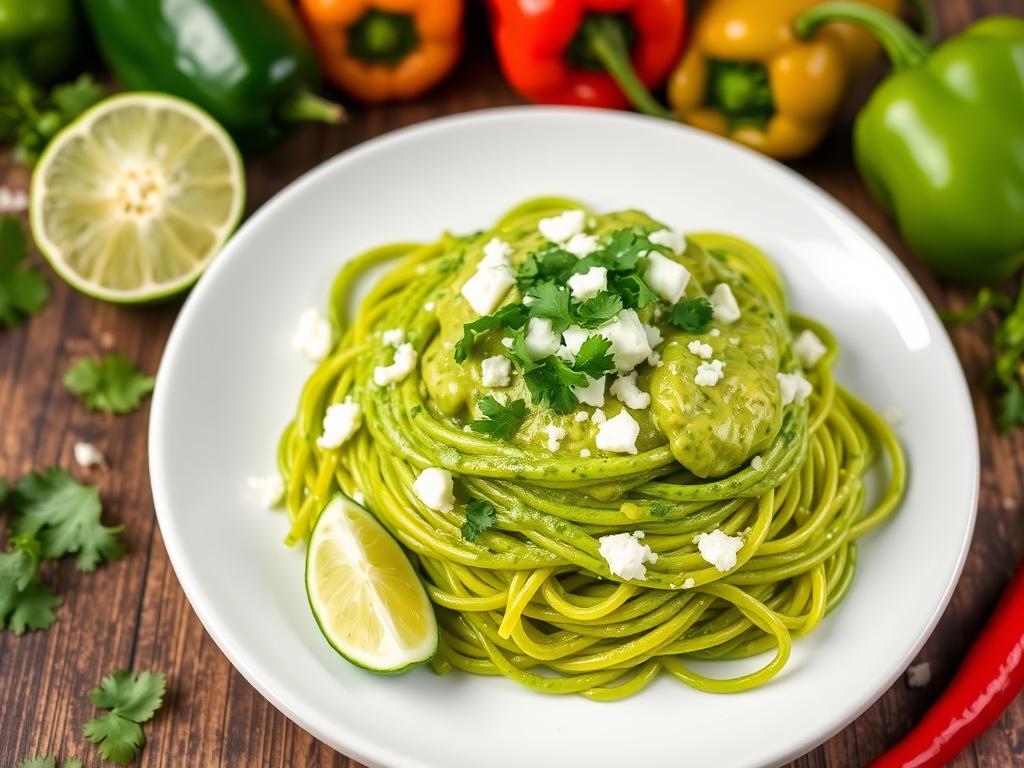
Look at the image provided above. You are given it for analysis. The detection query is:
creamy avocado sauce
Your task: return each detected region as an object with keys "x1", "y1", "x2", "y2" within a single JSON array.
[{"x1": 418, "y1": 209, "x2": 788, "y2": 477}]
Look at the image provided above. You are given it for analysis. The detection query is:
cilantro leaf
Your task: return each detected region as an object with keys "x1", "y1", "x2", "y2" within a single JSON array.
[
  {"x1": 470, "y1": 396, "x2": 526, "y2": 440},
  {"x1": 671, "y1": 298, "x2": 714, "y2": 333},
  {"x1": 0, "y1": 215, "x2": 49, "y2": 328},
  {"x1": 516, "y1": 243, "x2": 577, "y2": 290},
  {"x1": 997, "y1": 381, "x2": 1024, "y2": 433},
  {"x1": 574, "y1": 291, "x2": 622, "y2": 329},
  {"x1": 83, "y1": 669, "x2": 166, "y2": 765},
  {"x1": 460, "y1": 499, "x2": 496, "y2": 542},
  {"x1": 525, "y1": 282, "x2": 573, "y2": 332},
  {"x1": 572, "y1": 336, "x2": 615, "y2": 380},
  {"x1": 454, "y1": 303, "x2": 529, "y2": 363},
  {"x1": 524, "y1": 356, "x2": 586, "y2": 414},
  {"x1": 0, "y1": 534, "x2": 60, "y2": 634},
  {"x1": 13, "y1": 468, "x2": 125, "y2": 571},
  {"x1": 83, "y1": 715, "x2": 144, "y2": 765},
  {"x1": 575, "y1": 228, "x2": 654, "y2": 275},
  {"x1": 611, "y1": 273, "x2": 659, "y2": 310},
  {"x1": 64, "y1": 354, "x2": 155, "y2": 414},
  {"x1": 17, "y1": 756, "x2": 82, "y2": 768}
]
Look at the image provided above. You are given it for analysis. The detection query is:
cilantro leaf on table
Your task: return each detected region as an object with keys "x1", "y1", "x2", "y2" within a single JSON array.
[
  {"x1": 525, "y1": 282, "x2": 573, "y2": 332},
  {"x1": 671, "y1": 298, "x2": 714, "y2": 333},
  {"x1": 574, "y1": 292, "x2": 622, "y2": 329},
  {"x1": 571, "y1": 336, "x2": 615, "y2": 380},
  {"x1": 83, "y1": 670, "x2": 166, "y2": 766},
  {"x1": 0, "y1": 534, "x2": 60, "y2": 634},
  {"x1": 64, "y1": 354, "x2": 155, "y2": 414},
  {"x1": 998, "y1": 381, "x2": 1024, "y2": 432},
  {"x1": 460, "y1": 499, "x2": 496, "y2": 542},
  {"x1": 13, "y1": 469, "x2": 125, "y2": 571},
  {"x1": 470, "y1": 396, "x2": 526, "y2": 440},
  {"x1": 0, "y1": 215, "x2": 49, "y2": 329},
  {"x1": 18, "y1": 756, "x2": 83, "y2": 768},
  {"x1": 524, "y1": 355, "x2": 587, "y2": 414},
  {"x1": 453, "y1": 303, "x2": 529, "y2": 363}
]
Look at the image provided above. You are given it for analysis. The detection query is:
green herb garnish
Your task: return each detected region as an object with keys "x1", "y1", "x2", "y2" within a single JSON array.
[
  {"x1": 0, "y1": 534, "x2": 60, "y2": 635},
  {"x1": 64, "y1": 354, "x2": 156, "y2": 414},
  {"x1": 460, "y1": 499, "x2": 496, "y2": 542},
  {"x1": 0, "y1": 215, "x2": 49, "y2": 329},
  {"x1": 571, "y1": 336, "x2": 615, "y2": 379},
  {"x1": 454, "y1": 303, "x2": 529, "y2": 363},
  {"x1": 574, "y1": 291, "x2": 623, "y2": 329},
  {"x1": 83, "y1": 670, "x2": 166, "y2": 765},
  {"x1": 671, "y1": 298, "x2": 714, "y2": 333},
  {"x1": 470, "y1": 396, "x2": 527, "y2": 440}
]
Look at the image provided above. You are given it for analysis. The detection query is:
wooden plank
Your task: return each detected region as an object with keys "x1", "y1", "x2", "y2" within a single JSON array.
[{"x1": 2, "y1": 2, "x2": 1022, "y2": 765}]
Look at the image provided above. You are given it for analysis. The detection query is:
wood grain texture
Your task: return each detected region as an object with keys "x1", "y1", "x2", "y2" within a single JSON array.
[{"x1": 2, "y1": 2, "x2": 1022, "y2": 765}]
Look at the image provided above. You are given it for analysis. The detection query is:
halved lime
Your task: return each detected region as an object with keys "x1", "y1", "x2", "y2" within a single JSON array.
[
  {"x1": 306, "y1": 495, "x2": 438, "y2": 673},
  {"x1": 30, "y1": 92, "x2": 245, "y2": 303}
]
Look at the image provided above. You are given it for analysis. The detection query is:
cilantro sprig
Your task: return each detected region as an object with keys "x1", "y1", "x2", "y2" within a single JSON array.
[
  {"x1": 0, "y1": 215, "x2": 49, "y2": 329},
  {"x1": 13, "y1": 469, "x2": 125, "y2": 572},
  {"x1": 506, "y1": 334, "x2": 615, "y2": 414},
  {"x1": 670, "y1": 298, "x2": 714, "y2": 333},
  {"x1": 471, "y1": 396, "x2": 526, "y2": 440},
  {"x1": 460, "y1": 499, "x2": 496, "y2": 542},
  {"x1": 0, "y1": 533, "x2": 61, "y2": 634},
  {"x1": 64, "y1": 354, "x2": 155, "y2": 414},
  {"x1": 18, "y1": 757, "x2": 83, "y2": 768},
  {"x1": 454, "y1": 303, "x2": 528, "y2": 363},
  {"x1": 83, "y1": 669, "x2": 166, "y2": 765}
]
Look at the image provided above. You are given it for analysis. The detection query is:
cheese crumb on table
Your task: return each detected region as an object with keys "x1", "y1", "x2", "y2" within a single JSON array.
[
  {"x1": 648, "y1": 228, "x2": 685, "y2": 255},
  {"x1": 696, "y1": 529, "x2": 744, "y2": 572},
  {"x1": 644, "y1": 251, "x2": 691, "y2": 303},
  {"x1": 794, "y1": 329, "x2": 827, "y2": 368},
  {"x1": 544, "y1": 424, "x2": 566, "y2": 451},
  {"x1": 413, "y1": 467, "x2": 455, "y2": 512},
  {"x1": 374, "y1": 343, "x2": 418, "y2": 386},
  {"x1": 317, "y1": 398, "x2": 362, "y2": 448},
  {"x1": 538, "y1": 209, "x2": 586, "y2": 243},
  {"x1": 481, "y1": 355, "x2": 512, "y2": 388},
  {"x1": 777, "y1": 371, "x2": 813, "y2": 406},
  {"x1": 248, "y1": 475, "x2": 284, "y2": 509},
  {"x1": 687, "y1": 339, "x2": 713, "y2": 359},
  {"x1": 598, "y1": 531, "x2": 658, "y2": 580},
  {"x1": 710, "y1": 283, "x2": 741, "y2": 324},
  {"x1": 595, "y1": 410, "x2": 640, "y2": 454},
  {"x1": 609, "y1": 372, "x2": 651, "y2": 410},
  {"x1": 695, "y1": 359, "x2": 726, "y2": 387},
  {"x1": 568, "y1": 266, "x2": 608, "y2": 301},
  {"x1": 292, "y1": 307, "x2": 332, "y2": 362},
  {"x1": 73, "y1": 442, "x2": 106, "y2": 468},
  {"x1": 906, "y1": 662, "x2": 931, "y2": 688}
]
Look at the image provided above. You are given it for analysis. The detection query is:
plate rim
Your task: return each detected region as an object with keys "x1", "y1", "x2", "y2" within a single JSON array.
[{"x1": 149, "y1": 105, "x2": 979, "y2": 768}]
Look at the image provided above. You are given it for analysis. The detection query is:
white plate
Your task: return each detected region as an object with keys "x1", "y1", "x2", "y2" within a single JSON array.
[{"x1": 150, "y1": 108, "x2": 978, "y2": 768}]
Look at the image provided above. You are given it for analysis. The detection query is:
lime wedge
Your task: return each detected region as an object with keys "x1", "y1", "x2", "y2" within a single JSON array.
[
  {"x1": 30, "y1": 92, "x2": 245, "y2": 303},
  {"x1": 306, "y1": 495, "x2": 438, "y2": 673}
]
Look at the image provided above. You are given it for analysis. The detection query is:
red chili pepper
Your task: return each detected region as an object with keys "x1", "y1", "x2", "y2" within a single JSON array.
[
  {"x1": 872, "y1": 560, "x2": 1024, "y2": 768},
  {"x1": 487, "y1": 0, "x2": 685, "y2": 115}
]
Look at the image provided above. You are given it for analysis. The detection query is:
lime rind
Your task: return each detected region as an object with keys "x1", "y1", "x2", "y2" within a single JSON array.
[
  {"x1": 30, "y1": 92, "x2": 246, "y2": 304},
  {"x1": 306, "y1": 494, "x2": 438, "y2": 674}
]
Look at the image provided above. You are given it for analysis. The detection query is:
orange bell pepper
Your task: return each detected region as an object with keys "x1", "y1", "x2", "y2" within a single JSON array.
[
  {"x1": 667, "y1": 0, "x2": 928, "y2": 159},
  {"x1": 298, "y1": 0, "x2": 463, "y2": 103}
]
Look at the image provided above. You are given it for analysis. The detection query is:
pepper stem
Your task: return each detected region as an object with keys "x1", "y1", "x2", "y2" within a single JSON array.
[
  {"x1": 794, "y1": 2, "x2": 930, "y2": 71},
  {"x1": 580, "y1": 16, "x2": 672, "y2": 119},
  {"x1": 278, "y1": 91, "x2": 346, "y2": 125}
]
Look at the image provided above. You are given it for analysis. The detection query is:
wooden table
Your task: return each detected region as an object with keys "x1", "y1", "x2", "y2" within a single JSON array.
[{"x1": 2, "y1": 2, "x2": 1022, "y2": 765}]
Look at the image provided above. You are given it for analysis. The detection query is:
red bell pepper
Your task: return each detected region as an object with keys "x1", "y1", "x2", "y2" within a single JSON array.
[
  {"x1": 488, "y1": 0, "x2": 685, "y2": 115},
  {"x1": 872, "y1": 559, "x2": 1024, "y2": 768}
]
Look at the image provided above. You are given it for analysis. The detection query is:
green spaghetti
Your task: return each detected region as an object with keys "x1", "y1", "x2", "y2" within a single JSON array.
[{"x1": 278, "y1": 197, "x2": 905, "y2": 699}]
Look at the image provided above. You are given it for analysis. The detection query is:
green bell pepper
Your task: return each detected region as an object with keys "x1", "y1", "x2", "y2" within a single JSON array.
[
  {"x1": 796, "y1": 6, "x2": 1024, "y2": 284},
  {"x1": 0, "y1": 0, "x2": 79, "y2": 84},
  {"x1": 81, "y1": 0, "x2": 343, "y2": 151}
]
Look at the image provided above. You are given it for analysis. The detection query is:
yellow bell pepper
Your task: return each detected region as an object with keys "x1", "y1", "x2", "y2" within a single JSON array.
[{"x1": 668, "y1": 0, "x2": 913, "y2": 159}]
